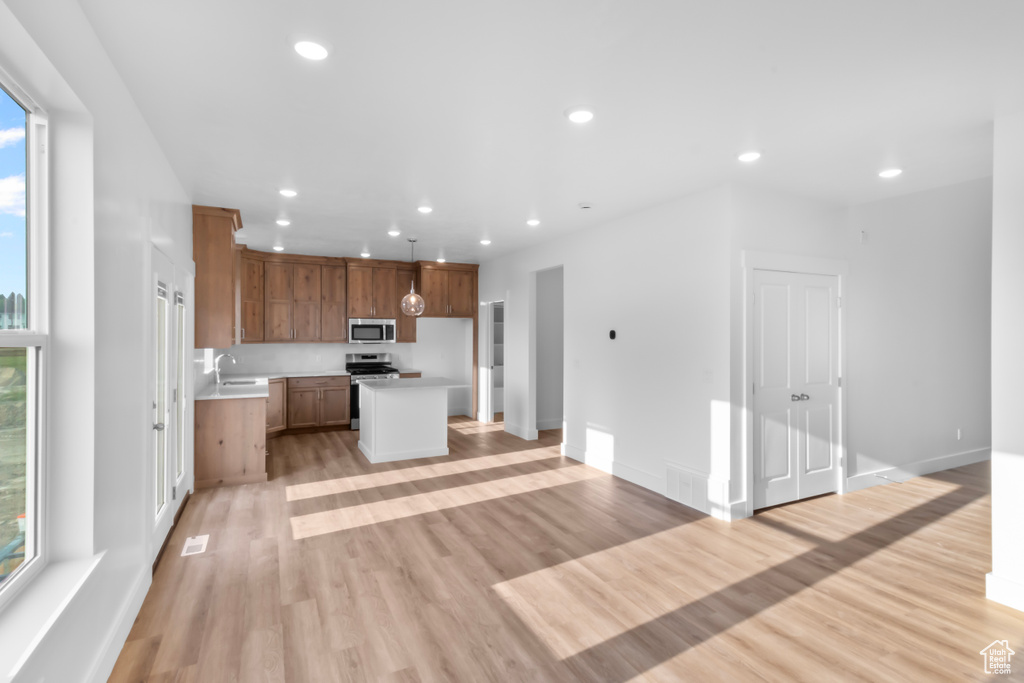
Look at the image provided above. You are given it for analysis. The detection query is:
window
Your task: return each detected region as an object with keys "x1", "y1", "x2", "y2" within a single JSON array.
[{"x1": 0, "y1": 76, "x2": 46, "y2": 602}]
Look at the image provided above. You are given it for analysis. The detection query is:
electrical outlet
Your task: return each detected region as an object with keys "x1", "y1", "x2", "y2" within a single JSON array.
[{"x1": 957, "y1": 428, "x2": 962, "y2": 441}]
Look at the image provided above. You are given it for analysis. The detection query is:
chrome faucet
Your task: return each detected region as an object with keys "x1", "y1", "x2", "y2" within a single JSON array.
[{"x1": 214, "y1": 352, "x2": 236, "y2": 389}]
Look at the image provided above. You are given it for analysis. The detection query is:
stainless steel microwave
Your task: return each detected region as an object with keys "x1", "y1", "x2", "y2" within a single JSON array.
[{"x1": 349, "y1": 318, "x2": 396, "y2": 344}]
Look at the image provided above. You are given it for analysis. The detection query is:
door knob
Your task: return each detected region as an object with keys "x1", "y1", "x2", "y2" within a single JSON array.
[
  {"x1": 791, "y1": 394, "x2": 800, "y2": 401},
  {"x1": 800, "y1": 394, "x2": 810, "y2": 401}
]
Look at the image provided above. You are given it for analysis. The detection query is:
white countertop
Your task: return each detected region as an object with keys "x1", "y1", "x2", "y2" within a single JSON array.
[
  {"x1": 195, "y1": 377, "x2": 270, "y2": 401},
  {"x1": 220, "y1": 370, "x2": 350, "y2": 381},
  {"x1": 359, "y1": 377, "x2": 468, "y2": 392}
]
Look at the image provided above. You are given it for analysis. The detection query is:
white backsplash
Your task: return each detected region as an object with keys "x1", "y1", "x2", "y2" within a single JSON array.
[{"x1": 194, "y1": 318, "x2": 474, "y2": 415}]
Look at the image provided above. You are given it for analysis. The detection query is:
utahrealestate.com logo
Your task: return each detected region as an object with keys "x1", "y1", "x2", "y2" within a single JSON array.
[{"x1": 980, "y1": 640, "x2": 1015, "y2": 675}]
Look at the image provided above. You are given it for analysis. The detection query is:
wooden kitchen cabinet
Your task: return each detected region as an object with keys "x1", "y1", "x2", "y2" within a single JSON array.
[
  {"x1": 264, "y1": 262, "x2": 321, "y2": 341},
  {"x1": 266, "y1": 378, "x2": 286, "y2": 434},
  {"x1": 399, "y1": 372, "x2": 422, "y2": 379},
  {"x1": 195, "y1": 397, "x2": 267, "y2": 489},
  {"x1": 396, "y1": 267, "x2": 418, "y2": 343},
  {"x1": 419, "y1": 264, "x2": 477, "y2": 318},
  {"x1": 193, "y1": 206, "x2": 241, "y2": 348},
  {"x1": 348, "y1": 266, "x2": 397, "y2": 319},
  {"x1": 240, "y1": 257, "x2": 264, "y2": 343},
  {"x1": 321, "y1": 386, "x2": 350, "y2": 426},
  {"x1": 287, "y1": 387, "x2": 319, "y2": 428},
  {"x1": 321, "y1": 264, "x2": 348, "y2": 342},
  {"x1": 287, "y1": 376, "x2": 351, "y2": 429},
  {"x1": 265, "y1": 262, "x2": 293, "y2": 342}
]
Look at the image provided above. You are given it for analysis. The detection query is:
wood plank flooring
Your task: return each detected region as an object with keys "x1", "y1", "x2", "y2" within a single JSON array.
[{"x1": 111, "y1": 419, "x2": 1024, "y2": 681}]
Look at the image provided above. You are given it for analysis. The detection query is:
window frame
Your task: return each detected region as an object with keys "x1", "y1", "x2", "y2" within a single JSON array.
[{"x1": 0, "y1": 67, "x2": 49, "y2": 614}]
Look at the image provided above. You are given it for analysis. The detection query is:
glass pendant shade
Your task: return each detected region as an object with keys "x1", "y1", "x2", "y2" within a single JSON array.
[{"x1": 401, "y1": 283, "x2": 425, "y2": 316}]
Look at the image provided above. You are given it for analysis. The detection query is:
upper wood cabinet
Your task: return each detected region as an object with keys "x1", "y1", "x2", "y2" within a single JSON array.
[
  {"x1": 193, "y1": 206, "x2": 241, "y2": 348},
  {"x1": 419, "y1": 264, "x2": 478, "y2": 318},
  {"x1": 321, "y1": 265, "x2": 348, "y2": 342},
  {"x1": 348, "y1": 266, "x2": 397, "y2": 319},
  {"x1": 264, "y1": 262, "x2": 293, "y2": 342},
  {"x1": 240, "y1": 257, "x2": 264, "y2": 343},
  {"x1": 264, "y1": 262, "x2": 321, "y2": 341},
  {"x1": 396, "y1": 267, "x2": 417, "y2": 343}
]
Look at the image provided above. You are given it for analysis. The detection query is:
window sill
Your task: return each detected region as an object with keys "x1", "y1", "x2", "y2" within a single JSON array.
[{"x1": 0, "y1": 553, "x2": 103, "y2": 679}]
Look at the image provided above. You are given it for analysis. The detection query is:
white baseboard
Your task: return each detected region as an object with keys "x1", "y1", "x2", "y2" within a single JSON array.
[
  {"x1": 987, "y1": 572, "x2": 1024, "y2": 614},
  {"x1": 536, "y1": 418, "x2": 562, "y2": 431},
  {"x1": 87, "y1": 563, "x2": 151, "y2": 683},
  {"x1": 505, "y1": 422, "x2": 538, "y2": 441},
  {"x1": 846, "y1": 447, "x2": 990, "y2": 493}
]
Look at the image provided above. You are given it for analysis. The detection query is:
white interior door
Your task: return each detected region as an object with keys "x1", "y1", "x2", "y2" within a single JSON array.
[
  {"x1": 150, "y1": 247, "x2": 177, "y2": 559},
  {"x1": 753, "y1": 269, "x2": 840, "y2": 509}
]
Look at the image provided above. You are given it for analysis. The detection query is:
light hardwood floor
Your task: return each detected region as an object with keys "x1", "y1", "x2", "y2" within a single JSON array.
[{"x1": 111, "y1": 419, "x2": 1024, "y2": 682}]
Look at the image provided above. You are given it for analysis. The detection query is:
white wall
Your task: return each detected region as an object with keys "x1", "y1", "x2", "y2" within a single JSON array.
[
  {"x1": 989, "y1": 111, "x2": 1024, "y2": 612},
  {"x1": 482, "y1": 179, "x2": 992, "y2": 519},
  {"x1": 0, "y1": 1, "x2": 192, "y2": 680},
  {"x1": 479, "y1": 186, "x2": 733, "y2": 493},
  {"x1": 220, "y1": 317, "x2": 473, "y2": 416},
  {"x1": 535, "y1": 267, "x2": 564, "y2": 430}
]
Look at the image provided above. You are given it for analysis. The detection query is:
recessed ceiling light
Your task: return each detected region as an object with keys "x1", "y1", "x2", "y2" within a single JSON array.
[
  {"x1": 279, "y1": 189, "x2": 297, "y2": 198},
  {"x1": 480, "y1": 240, "x2": 491, "y2": 246},
  {"x1": 388, "y1": 229, "x2": 401, "y2": 237},
  {"x1": 361, "y1": 252, "x2": 371, "y2": 258},
  {"x1": 526, "y1": 219, "x2": 540, "y2": 227},
  {"x1": 294, "y1": 41, "x2": 328, "y2": 61},
  {"x1": 418, "y1": 206, "x2": 433, "y2": 214},
  {"x1": 738, "y1": 151, "x2": 761, "y2": 163},
  {"x1": 578, "y1": 202, "x2": 593, "y2": 210},
  {"x1": 565, "y1": 106, "x2": 595, "y2": 124},
  {"x1": 273, "y1": 245, "x2": 285, "y2": 252},
  {"x1": 437, "y1": 258, "x2": 446, "y2": 263},
  {"x1": 879, "y1": 168, "x2": 903, "y2": 179},
  {"x1": 276, "y1": 219, "x2": 291, "y2": 227}
]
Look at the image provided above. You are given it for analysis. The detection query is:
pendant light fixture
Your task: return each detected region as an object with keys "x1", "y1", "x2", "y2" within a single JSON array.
[{"x1": 401, "y1": 238, "x2": 425, "y2": 317}]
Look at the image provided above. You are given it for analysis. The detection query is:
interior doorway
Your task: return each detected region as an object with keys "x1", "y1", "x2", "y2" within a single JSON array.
[
  {"x1": 535, "y1": 267, "x2": 564, "y2": 436},
  {"x1": 752, "y1": 267, "x2": 841, "y2": 509},
  {"x1": 491, "y1": 301, "x2": 504, "y2": 423}
]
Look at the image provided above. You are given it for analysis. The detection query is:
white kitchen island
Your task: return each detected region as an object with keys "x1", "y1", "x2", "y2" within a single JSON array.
[{"x1": 357, "y1": 377, "x2": 469, "y2": 463}]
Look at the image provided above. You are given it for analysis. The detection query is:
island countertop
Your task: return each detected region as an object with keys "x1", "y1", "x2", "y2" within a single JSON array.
[{"x1": 359, "y1": 377, "x2": 468, "y2": 392}]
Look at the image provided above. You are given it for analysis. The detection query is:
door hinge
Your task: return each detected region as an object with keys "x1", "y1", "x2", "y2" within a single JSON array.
[
  {"x1": 752, "y1": 383, "x2": 756, "y2": 395},
  {"x1": 173, "y1": 388, "x2": 177, "y2": 403},
  {"x1": 838, "y1": 377, "x2": 842, "y2": 387},
  {"x1": 172, "y1": 485, "x2": 177, "y2": 500}
]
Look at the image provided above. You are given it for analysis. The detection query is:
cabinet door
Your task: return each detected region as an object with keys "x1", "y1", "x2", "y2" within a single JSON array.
[
  {"x1": 267, "y1": 378, "x2": 286, "y2": 433},
  {"x1": 287, "y1": 388, "x2": 319, "y2": 428},
  {"x1": 292, "y1": 263, "x2": 321, "y2": 341},
  {"x1": 193, "y1": 212, "x2": 236, "y2": 349},
  {"x1": 321, "y1": 265, "x2": 348, "y2": 342},
  {"x1": 373, "y1": 267, "x2": 397, "y2": 319},
  {"x1": 420, "y1": 269, "x2": 448, "y2": 317},
  {"x1": 396, "y1": 268, "x2": 417, "y2": 343},
  {"x1": 241, "y1": 257, "x2": 264, "y2": 343},
  {"x1": 265, "y1": 262, "x2": 293, "y2": 341},
  {"x1": 449, "y1": 270, "x2": 476, "y2": 317},
  {"x1": 347, "y1": 265, "x2": 374, "y2": 319},
  {"x1": 321, "y1": 386, "x2": 350, "y2": 426}
]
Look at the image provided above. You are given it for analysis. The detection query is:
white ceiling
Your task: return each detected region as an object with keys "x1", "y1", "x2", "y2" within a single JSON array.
[{"x1": 80, "y1": 0, "x2": 1024, "y2": 263}]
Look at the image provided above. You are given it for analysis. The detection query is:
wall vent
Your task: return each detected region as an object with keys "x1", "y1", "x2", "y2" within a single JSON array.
[{"x1": 181, "y1": 534, "x2": 209, "y2": 556}]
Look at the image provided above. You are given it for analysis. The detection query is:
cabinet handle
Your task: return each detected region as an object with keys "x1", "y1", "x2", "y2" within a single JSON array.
[{"x1": 241, "y1": 328, "x2": 245, "y2": 340}]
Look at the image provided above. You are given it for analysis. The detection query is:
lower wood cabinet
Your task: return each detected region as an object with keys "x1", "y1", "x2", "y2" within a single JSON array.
[
  {"x1": 399, "y1": 372, "x2": 422, "y2": 379},
  {"x1": 195, "y1": 397, "x2": 267, "y2": 489},
  {"x1": 287, "y1": 376, "x2": 350, "y2": 429},
  {"x1": 266, "y1": 378, "x2": 286, "y2": 433}
]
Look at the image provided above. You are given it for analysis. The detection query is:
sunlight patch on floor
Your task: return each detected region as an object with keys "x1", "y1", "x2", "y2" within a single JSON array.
[
  {"x1": 290, "y1": 464, "x2": 605, "y2": 539},
  {"x1": 285, "y1": 447, "x2": 559, "y2": 501},
  {"x1": 448, "y1": 422, "x2": 507, "y2": 435}
]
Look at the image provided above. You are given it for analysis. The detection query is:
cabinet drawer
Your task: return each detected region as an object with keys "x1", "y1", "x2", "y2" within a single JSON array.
[{"x1": 287, "y1": 375, "x2": 350, "y2": 389}]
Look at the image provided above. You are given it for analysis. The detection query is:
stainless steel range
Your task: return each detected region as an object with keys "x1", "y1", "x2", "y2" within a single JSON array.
[{"x1": 346, "y1": 352, "x2": 399, "y2": 429}]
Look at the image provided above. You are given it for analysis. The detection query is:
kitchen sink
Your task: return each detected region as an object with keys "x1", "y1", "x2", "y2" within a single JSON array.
[{"x1": 221, "y1": 379, "x2": 258, "y2": 386}]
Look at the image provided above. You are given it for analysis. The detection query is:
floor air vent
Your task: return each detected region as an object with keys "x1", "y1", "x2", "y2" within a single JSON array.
[{"x1": 181, "y1": 534, "x2": 209, "y2": 556}]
